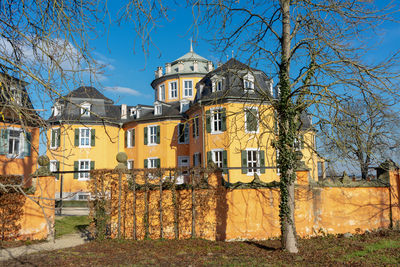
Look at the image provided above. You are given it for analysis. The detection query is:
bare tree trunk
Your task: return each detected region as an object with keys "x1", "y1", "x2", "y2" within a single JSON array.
[{"x1": 278, "y1": 0, "x2": 299, "y2": 253}]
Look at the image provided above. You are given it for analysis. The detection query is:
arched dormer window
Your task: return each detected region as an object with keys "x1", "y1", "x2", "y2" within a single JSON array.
[
  {"x1": 80, "y1": 102, "x2": 91, "y2": 117},
  {"x1": 243, "y1": 73, "x2": 255, "y2": 91},
  {"x1": 211, "y1": 75, "x2": 224, "y2": 92}
]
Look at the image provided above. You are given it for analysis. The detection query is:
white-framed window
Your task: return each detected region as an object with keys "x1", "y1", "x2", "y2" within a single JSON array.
[
  {"x1": 148, "y1": 126, "x2": 157, "y2": 145},
  {"x1": 193, "y1": 116, "x2": 199, "y2": 138},
  {"x1": 211, "y1": 108, "x2": 223, "y2": 133},
  {"x1": 148, "y1": 158, "x2": 158, "y2": 168},
  {"x1": 127, "y1": 160, "x2": 134, "y2": 170},
  {"x1": 154, "y1": 104, "x2": 162, "y2": 115},
  {"x1": 246, "y1": 149, "x2": 259, "y2": 175},
  {"x1": 50, "y1": 128, "x2": 60, "y2": 149},
  {"x1": 294, "y1": 135, "x2": 304, "y2": 151},
  {"x1": 79, "y1": 128, "x2": 91, "y2": 147},
  {"x1": 180, "y1": 100, "x2": 190, "y2": 113},
  {"x1": 126, "y1": 129, "x2": 135, "y2": 148},
  {"x1": 178, "y1": 123, "x2": 189, "y2": 144},
  {"x1": 183, "y1": 80, "x2": 193, "y2": 97},
  {"x1": 243, "y1": 73, "x2": 255, "y2": 91},
  {"x1": 212, "y1": 79, "x2": 223, "y2": 92},
  {"x1": 130, "y1": 108, "x2": 137, "y2": 118},
  {"x1": 8, "y1": 129, "x2": 21, "y2": 155},
  {"x1": 169, "y1": 81, "x2": 178, "y2": 99},
  {"x1": 77, "y1": 193, "x2": 89, "y2": 200},
  {"x1": 212, "y1": 150, "x2": 224, "y2": 168},
  {"x1": 159, "y1": 84, "x2": 165, "y2": 101},
  {"x1": 78, "y1": 159, "x2": 90, "y2": 180},
  {"x1": 80, "y1": 103, "x2": 91, "y2": 117},
  {"x1": 245, "y1": 107, "x2": 259, "y2": 133},
  {"x1": 193, "y1": 152, "x2": 201, "y2": 167},
  {"x1": 177, "y1": 156, "x2": 190, "y2": 184},
  {"x1": 50, "y1": 160, "x2": 60, "y2": 179},
  {"x1": 53, "y1": 103, "x2": 62, "y2": 117}
]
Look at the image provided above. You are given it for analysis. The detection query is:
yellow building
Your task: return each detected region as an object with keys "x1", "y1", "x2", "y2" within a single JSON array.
[{"x1": 47, "y1": 49, "x2": 322, "y2": 199}]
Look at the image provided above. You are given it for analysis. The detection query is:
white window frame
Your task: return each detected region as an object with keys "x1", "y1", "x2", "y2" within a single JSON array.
[
  {"x1": 126, "y1": 129, "x2": 134, "y2": 148},
  {"x1": 50, "y1": 127, "x2": 60, "y2": 149},
  {"x1": 212, "y1": 79, "x2": 223, "y2": 92},
  {"x1": 177, "y1": 156, "x2": 190, "y2": 184},
  {"x1": 183, "y1": 80, "x2": 193, "y2": 98},
  {"x1": 246, "y1": 149, "x2": 260, "y2": 176},
  {"x1": 130, "y1": 108, "x2": 137, "y2": 118},
  {"x1": 148, "y1": 157, "x2": 158, "y2": 169},
  {"x1": 7, "y1": 128, "x2": 23, "y2": 157},
  {"x1": 180, "y1": 100, "x2": 190, "y2": 113},
  {"x1": 78, "y1": 159, "x2": 91, "y2": 180},
  {"x1": 148, "y1": 125, "x2": 157, "y2": 145},
  {"x1": 154, "y1": 104, "x2": 162, "y2": 115},
  {"x1": 79, "y1": 127, "x2": 91, "y2": 148},
  {"x1": 212, "y1": 149, "x2": 224, "y2": 168},
  {"x1": 127, "y1": 159, "x2": 134, "y2": 170},
  {"x1": 178, "y1": 123, "x2": 189, "y2": 144},
  {"x1": 245, "y1": 107, "x2": 259, "y2": 134},
  {"x1": 243, "y1": 73, "x2": 255, "y2": 91},
  {"x1": 53, "y1": 103, "x2": 62, "y2": 117},
  {"x1": 169, "y1": 81, "x2": 178, "y2": 99},
  {"x1": 159, "y1": 84, "x2": 165, "y2": 101},
  {"x1": 50, "y1": 160, "x2": 58, "y2": 179},
  {"x1": 80, "y1": 103, "x2": 91, "y2": 117},
  {"x1": 211, "y1": 107, "x2": 223, "y2": 134}
]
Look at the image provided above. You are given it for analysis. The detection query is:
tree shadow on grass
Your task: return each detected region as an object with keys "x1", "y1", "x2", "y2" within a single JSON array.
[{"x1": 244, "y1": 241, "x2": 279, "y2": 251}]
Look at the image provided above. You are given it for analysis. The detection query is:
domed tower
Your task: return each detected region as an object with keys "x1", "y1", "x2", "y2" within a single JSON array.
[{"x1": 151, "y1": 44, "x2": 214, "y2": 103}]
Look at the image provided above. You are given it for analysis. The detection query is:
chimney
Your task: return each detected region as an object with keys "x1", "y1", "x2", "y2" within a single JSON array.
[
  {"x1": 178, "y1": 61, "x2": 184, "y2": 72},
  {"x1": 207, "y1": 61, "x2": 214, "y2": 72},
  {"x1": 165, "y1": 63, "x2": 171, "y2": 74},
  {"x1": 157, "y1": 66, "x2": 163, "y2": 77},
  {"x1": 121, "y1": 104, "x2": 127, "y2": 120},
  {"x1": 193, "y1": 61, "x2": 198, "y2": 72}
]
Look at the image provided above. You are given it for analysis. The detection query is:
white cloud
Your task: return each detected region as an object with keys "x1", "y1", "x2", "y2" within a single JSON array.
[{"x1": 105, "y1": 86, "x2": 142, "y2": 96}]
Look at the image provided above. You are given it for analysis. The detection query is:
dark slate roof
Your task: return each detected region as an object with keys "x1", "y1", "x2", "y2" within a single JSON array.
[
  {"x1": 122, "y1": 101, "x2": 184, "y2": 123},
  {"x1": 63, "y1": 86, "x2": 114, "y2": 104},
  {"x1": 194, "y1": 58, "x2": 273, "y2": 103}
]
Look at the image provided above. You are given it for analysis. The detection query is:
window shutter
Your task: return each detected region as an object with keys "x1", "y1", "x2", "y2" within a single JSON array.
[
  {"x1": 51, "y1": 129, "x2": 56, "y2": 148},
  {"x1": 124, "y1": 131, "x2": 127, "y2": 148},
  {"x1": 156, "y1": 158, "x2": 161, "y2": 168},
  {"x1": 91, "y1": 129, "x2": 95, "y2": 146},
  {"x1": 259, "y1": 150, "x2": 265, "y2": 174},
  {"x1": 206, "y1": 110, "x2": 211, "y2": 133},
  {"x1": 246, "y1": 109, "x2": 257, "y2": 132},
  {"x1": 144, "y1": 159, "x2": 148, "y2": 168},
  {"x1": 55, "y1": 161, "x2": 60, "y2": 180},
  {"x1": 144, "y1": 127, "x2": 148, "y2": 145},
  {"x1": 192, "y1": 154, "x2": 195, "y2": 166},
  {"x1": 156, "y1": 126, "x2": 160, "y2": 144},
  {"x1": 90, "y1": 161, "x2": 95, "y2": 170},
  {"x1": 199, "y1": 152, "x2": 202, "y2": 167},
  {"x1": 192, "y1": 120, "x2": 196, "y2": 138},
  {"x1": 0, "y1": 129, "x2": 8, "y2": 155},
  {"x1": 132, "y1": 129, "x2": 135, "y2": 147},
  {"x1": 207, "y1": 151, "x2": 212, "y2": 167},
  {"x1": 74, "y1": 161, "x2": 79, "y2": 179},
  {"x1": 56, "y1": 128, "x2": 61, "y2": 147},
  {"x1": 74, "y1": 129, "x2": 79, "y2": 146},
  {"x1": 24, "y1": 132, "x2": 31, "y2": 157},
  {"x1": 221, "y1": 108, "x2": 227, "y2": 131},
  {"x1": 241, "y1": 150, "x2": 247, "y2": 174},
  {"x1": 222, "y1": 150, "x2": 228, "y2": 174}
]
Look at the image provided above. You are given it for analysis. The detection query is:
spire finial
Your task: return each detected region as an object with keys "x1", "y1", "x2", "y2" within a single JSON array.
[{"x1": 190, "y1": 37, "x2": 193, "y2": 52}]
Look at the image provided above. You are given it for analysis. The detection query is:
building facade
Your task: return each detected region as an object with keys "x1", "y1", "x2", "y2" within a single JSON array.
[{"x1": 47, "y1": 49, "x2": 322, "y2": 199}]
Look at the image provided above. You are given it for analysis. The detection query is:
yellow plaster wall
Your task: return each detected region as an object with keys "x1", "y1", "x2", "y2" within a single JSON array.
[
  {"x1": 0, "y1": 124, "x2": 39, "y2": 181},
  {"x1": 47, "y1": 124, "x2": 122, "y2": 194},
  {"x1": 154, "y1": 76, "x2": 204, "y2": 103},
  {"x1": 18, "y1": 176, "x2": 55, "y2": 240}
]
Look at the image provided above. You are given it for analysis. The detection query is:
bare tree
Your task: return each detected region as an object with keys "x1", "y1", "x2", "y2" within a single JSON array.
[
  {"x1": 321, "y1": 95, "x2": 400, "y2": 179},
  {"x1": 122, "y1": 0, "x2": 400, "y2": 253}
]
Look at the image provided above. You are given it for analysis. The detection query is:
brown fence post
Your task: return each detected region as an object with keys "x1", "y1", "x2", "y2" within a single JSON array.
[
  {"x1": 159, "y1": 171, "x2": 163, "y2": 239},
  {"x1": 116, "y1": 152, "x2": 128, "y2": 239},
  {"x1": 171, "y1": 170, "x2": 179, "y2": 239},
  {"x1": 132, "y1": 172, "x2": 137, "y2": 240},
  {"x1": 191, "y1": 169, "x2": 196, "y2": 238},
  {"x1": 144, "y1": 171, "x2": 150, "y2": 239}
]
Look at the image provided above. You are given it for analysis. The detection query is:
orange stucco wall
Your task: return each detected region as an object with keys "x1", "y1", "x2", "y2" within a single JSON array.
[
  {"x1": 0, "y1": 124, "x2": 39, "y2": 180},
  {"x1": 109, "y1": 170, "x2": 400, "y2": 241}
]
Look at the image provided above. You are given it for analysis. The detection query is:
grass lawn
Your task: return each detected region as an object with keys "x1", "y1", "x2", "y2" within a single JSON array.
[
  {"x1": 55, "y1": 215, "x2": 90, "y2": 238},
  {"x1": 3, "y1": 229, "x2": 400, "y2": 266}
]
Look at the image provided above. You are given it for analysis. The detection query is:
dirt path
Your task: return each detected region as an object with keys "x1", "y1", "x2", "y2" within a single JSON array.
[{"x1": 0, "y1": 233, "x2": 88, "y2": 261}]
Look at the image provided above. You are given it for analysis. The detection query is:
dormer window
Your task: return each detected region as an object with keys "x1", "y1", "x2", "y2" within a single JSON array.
[
  {"x1": 11, "y1": 87, "x2": 22, "y2": 105},
  {"x1": 211, "y1": 76, "x2": 224, "y2": 92},
  {"x1": 154, "y1": 104, "x2": 162, "y2": 115},
  {"x1": 243, "y1": 73, "x2": 255, "y2": 91},
  {"x1": 180, "y1": 100, "x2": 190, "y2": 113},
  {"x1": 136, "y1": 108, "x2": 141, "y2": 119},
  {"x1": 53, "y1": 103, "x2": 62, "y2": 117},
  {"x1": 80, "y1": 103, "x2": 91, "y2": 117},
  {"x1": 130, "y1": 108, "x2": 137, "y2": 119}
]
